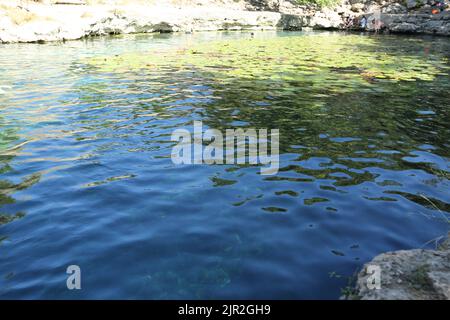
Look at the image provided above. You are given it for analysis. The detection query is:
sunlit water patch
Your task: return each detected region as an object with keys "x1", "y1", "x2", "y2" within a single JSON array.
[{"x1": 0, "y1": 31, "x2": 449, "y2": 299}]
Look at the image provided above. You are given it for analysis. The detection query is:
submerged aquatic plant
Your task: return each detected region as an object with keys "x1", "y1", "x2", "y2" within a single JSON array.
[{"x1": 86, "y1": 34, "x2": 449, "y2": 91}]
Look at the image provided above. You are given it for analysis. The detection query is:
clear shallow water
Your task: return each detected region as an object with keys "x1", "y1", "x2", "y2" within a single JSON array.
[{"x1": 0, "y1": 31, "x2": 449, "y2": 299}]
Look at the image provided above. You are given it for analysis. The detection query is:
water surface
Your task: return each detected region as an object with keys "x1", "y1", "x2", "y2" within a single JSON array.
[{"x1": 0, "y1": 31, "x2": 449, "y2": 299}]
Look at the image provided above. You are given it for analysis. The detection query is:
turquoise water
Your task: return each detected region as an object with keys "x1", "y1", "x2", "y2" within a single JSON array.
[{"x1": 0, "y1": 31, "x2": 449, "y2": 299}]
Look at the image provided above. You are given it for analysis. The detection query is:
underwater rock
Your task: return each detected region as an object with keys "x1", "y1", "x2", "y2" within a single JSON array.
[{"x1": 390, "y1": 21, "x2": 419, "y2": 32}]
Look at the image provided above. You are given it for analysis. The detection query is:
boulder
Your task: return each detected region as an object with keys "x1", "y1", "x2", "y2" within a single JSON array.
[
  {"x1": 350, "y1": 234, "x2": 450, "y2": 300},
  {"x1": 382, "y1": 3, "x2": 408, "y2": 14},
  {"x1": 390, "y1": 21, "x2": 419, "y2": 32},
  {"x1": 351, "y1": 3, "x2": 365, "y2": 12},
  {"x1": 406, "y1": 0, "x2": 417, "y2": 9}
]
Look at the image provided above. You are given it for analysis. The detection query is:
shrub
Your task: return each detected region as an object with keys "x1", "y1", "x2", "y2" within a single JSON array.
[{"x1": 294, "y1": 0, "x2": 342, "y2": 8}]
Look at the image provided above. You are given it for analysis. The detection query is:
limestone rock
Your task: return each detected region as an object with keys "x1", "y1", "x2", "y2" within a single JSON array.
[
  {"x1": 390, "y1": 21, "x2": 419, "y2": 32},
  {"x1": 351, "y1": 234, "x2": 450, "y2": 300},
  {"x1": 1, "y1": 1, "x2": 450, "y2": 43},
  {"x1": 382, "y1": 3, "x2": 408, "y2": 14},
  {"x1": 407, "y1": 0, "x2": 417, "y2": 9}
]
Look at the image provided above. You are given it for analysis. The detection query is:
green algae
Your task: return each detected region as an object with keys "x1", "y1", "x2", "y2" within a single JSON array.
[{"x1": 85, "y1": 34, "x2": 449, "y2": 90}]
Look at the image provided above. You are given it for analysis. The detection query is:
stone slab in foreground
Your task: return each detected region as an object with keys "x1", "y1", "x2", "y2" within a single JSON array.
[{"x1": 352, "y1": 234, "x2": 450, "y2": 300}]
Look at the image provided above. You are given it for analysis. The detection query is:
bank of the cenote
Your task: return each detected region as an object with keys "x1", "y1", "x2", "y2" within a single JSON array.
[{"x1": 0, "y1": 0, "x2": 449, "y2": 43}]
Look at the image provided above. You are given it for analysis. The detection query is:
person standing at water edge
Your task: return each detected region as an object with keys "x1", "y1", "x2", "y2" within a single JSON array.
[
  {"x1": 360, "y1": 15, "x2": 368, "y2": 30},
  {"x1": 372, "y1": 9, "x2": 382, "y2": 34}
]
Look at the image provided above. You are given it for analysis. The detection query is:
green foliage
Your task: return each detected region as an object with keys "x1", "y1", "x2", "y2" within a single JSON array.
[
  {"x1": 408, "y1": 265, "x2": 433, "y2": 290},
  {"x1": 87, "y1": 34, "x2": 448, "y2": 86},
  {"x1": 329, "y1": 271, "x2": 360, "y2": 300},
  {"x1": 294, "y1": 0, "x2": 342, "y2": 8}
]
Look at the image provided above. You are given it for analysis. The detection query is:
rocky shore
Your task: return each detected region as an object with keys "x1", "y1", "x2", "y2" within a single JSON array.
[
  {"x1": 350, "y1": 233, "x2": 450, "y2": 300},
  {"x1": 0, "y1": 0, "x2": 449, "y2": 43}
]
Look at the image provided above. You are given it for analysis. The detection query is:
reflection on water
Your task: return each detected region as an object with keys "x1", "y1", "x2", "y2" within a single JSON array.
[{"x1": 0, "y1": 31, "x2": 449, "y2": 299}]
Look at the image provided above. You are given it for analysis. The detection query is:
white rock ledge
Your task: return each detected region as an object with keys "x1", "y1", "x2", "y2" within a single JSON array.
[
  {"x1": 0, "y1": 4, "x2": 299, "y2": 43},
  {"x1": 1, "y1": 2, "x2": 449, "y2": 43}
]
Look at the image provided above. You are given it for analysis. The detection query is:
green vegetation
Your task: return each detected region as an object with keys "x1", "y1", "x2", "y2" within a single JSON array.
[
  {"x1": 329, "y1": 271, "x2": 361, "y2": 300},
  {"x1": 87, "y1": 35, "x2": 448, "y2": 87},
  {"x1": 407, "y1": 264, "x2": 434, "y2": 291},
  {"x1": 295, "y1": 0, "x2": 342, "y2": 8}
]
